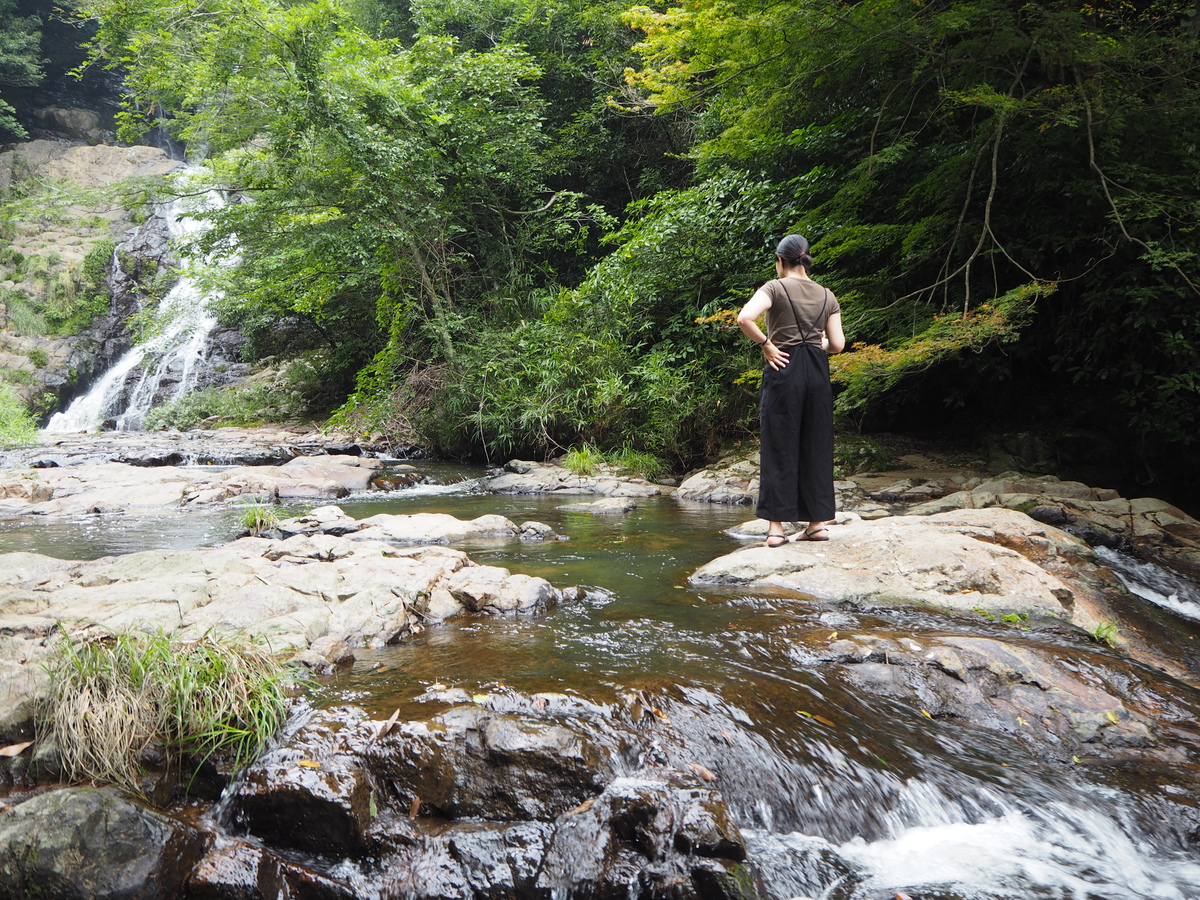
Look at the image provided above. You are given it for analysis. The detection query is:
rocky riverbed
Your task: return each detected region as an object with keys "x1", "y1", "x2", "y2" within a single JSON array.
[{"x1": 3, "y1": 432, "x2": 1200, "y2": 899}]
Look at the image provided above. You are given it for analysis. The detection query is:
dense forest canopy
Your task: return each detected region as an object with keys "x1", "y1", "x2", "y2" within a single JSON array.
[{"x1": 55, "y1": 0, "x2": 1200, "y2": 496}]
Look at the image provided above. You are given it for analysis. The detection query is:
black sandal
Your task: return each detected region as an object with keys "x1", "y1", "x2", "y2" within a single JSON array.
[
  {"x1": 795, "y1": 526, "x2": 830, "y2": 541},
  {"x1": 765, "y1": 533, "x2": 789, "y2": 548}
]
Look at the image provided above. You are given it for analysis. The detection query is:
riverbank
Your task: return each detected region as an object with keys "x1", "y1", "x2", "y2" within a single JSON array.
[{"x1": 5, "y1": 430, "x2": 1200, "y2": 898}]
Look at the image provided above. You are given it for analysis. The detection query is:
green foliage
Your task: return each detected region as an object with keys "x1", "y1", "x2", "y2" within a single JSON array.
[
  {"x1": 3, "y1": 291, "x2": 46, "y2": 336},
  {"x1": 82, "y1": 239, "x2": 116, "y2": 287},
  {"x1": 0, "y1": 0, "x2": 44, "y2": 138},
  {"x1": 833, "y1": 435, "x2": 899, "y2": 477},
  {"x1": 609, "y1": 443, "x2": 669, "y2": 481},
  {"x1": 615, "y1": 0, "x2": 1200, "y2": 485},
  {"x1": 830, "y1": 283, "x2": 1048, "y2": 425},
  {"x1": 26, "y1": 347, "x2": 48, "y2": 368},
  {"x1": 2, "y1": 367, "x2": 33, "y2": 385},
  {"x1": 72, "y1": 0, "x2": 1200, "y2": 499},
  {"x1": 236, "y1": 501, "x2": 281, "y2": 535},
  {"x1": 145, "y1": 381, "x2": 306, "y2": 430},
  {"x1": 419, "y1": 169, "x2": 786, "y2": 463},
  {"x1": 0, "y1": 382, "x2": 39, "y2": 447},
  {"x1": 40, "y1": 627, "x2": 296, "y2": 793},
  {"x1": 1092, "y1": 618, "x2": 1122, "y2": 648},
  {"x1": 562, "y1": 443, "x2": 605, "y2": 476}
]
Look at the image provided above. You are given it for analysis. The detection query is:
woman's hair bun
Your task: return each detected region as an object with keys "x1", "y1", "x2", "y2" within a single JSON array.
[{"x1": 776, "y1": 234, "x2": 813, "y2": 269}]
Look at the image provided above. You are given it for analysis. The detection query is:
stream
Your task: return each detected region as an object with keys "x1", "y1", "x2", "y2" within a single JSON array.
[{"x1": 5, "y1": 463, "x2": 1200, "y2": 899}]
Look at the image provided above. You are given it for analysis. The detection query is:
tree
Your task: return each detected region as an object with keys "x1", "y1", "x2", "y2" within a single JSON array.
[
  {"x1": 77, "y1": 0, "x2": 612, "y2": 393},
  {"x1": 618, "y1": 0, "x2": 1200, "y2": 486},
  {"x1": 0, "y1": 0, "x2": 45, "y2": 138}
]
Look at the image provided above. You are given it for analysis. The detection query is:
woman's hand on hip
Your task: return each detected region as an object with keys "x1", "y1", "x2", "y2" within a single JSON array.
[{"x1": 763, "y1": 340, "x2": 789, "y2": 370}]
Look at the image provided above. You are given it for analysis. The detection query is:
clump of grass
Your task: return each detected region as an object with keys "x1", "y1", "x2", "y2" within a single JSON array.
[
  {"x1": 238, "y1": 500, "x2": 281, "y2": 535},
  {"x1": 0, "y1": 383, "x2": 39, "y2": 448},
  {"x1": 609, "y1": 443, "x2": 669, "y2": 481},
  {"x1": 1091, "y1": 618, "x2": 1121, "y2": 648},
  {"x1": 39, "y1": 628, "x2": 296, "y2": 793},
  {"x1": 562, "y1": 442, "x2": 605, "y2": 476}
]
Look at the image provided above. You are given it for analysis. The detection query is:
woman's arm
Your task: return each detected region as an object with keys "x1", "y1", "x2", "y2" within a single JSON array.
[
  {"x1": 738, "y1": 289, "x2": 789, "y2": 370},
  {"x1": 822, "y1": 311, "x2": 845, "y2": 354}
]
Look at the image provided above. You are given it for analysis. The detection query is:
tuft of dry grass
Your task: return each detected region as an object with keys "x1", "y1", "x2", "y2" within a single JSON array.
[{"x1": 40, "y1": 627, "x2": 297, "y2": 793}]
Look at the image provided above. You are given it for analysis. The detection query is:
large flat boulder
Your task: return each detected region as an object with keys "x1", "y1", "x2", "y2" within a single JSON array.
[
  {"x1": 481, "y1": 460, "x2": 670, "y2": 498},
  {"x1": 692, "y1": 511, "x2": 1083, "y2": 622},
  {"x1": 0, "y1": 512, "x2": 571, "y2": 760}
]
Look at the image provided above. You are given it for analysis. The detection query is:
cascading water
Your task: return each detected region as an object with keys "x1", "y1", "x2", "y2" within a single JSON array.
[
  {"x1": 45, "y1": 178, "x2": 227, "y2": 433},
  {"x1": 1096, "y1": 545, "x2": 1200, "y2": 622}
]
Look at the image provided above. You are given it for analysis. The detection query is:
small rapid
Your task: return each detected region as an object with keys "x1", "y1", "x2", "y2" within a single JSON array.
[{"x1": 1097, "y1": 546, "x2": 1200, "y2": 623}]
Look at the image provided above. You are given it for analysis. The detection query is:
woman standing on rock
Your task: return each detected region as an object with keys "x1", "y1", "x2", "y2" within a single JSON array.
[{"x1": 737, "y1": 235, "x2": 845, "y2": 547}]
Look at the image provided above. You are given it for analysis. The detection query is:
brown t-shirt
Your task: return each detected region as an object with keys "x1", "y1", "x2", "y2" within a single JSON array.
[{"x1": 762, "y1": 277, "x2": 840, "y2": 350}]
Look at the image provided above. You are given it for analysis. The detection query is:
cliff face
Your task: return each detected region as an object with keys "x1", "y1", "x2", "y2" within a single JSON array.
[{"x1": 0, "y1": 140, "x2": 185, "y2": 418}]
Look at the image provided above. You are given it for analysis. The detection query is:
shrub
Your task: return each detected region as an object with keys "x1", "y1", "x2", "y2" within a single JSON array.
[
  {"x1": 562, "y1": 443, "x2": 605, "y2": 476},
  {"x1": 609, "y1": 444, "x2": 669, "y2": 481},
  {"x1": 833, "y1": 434, "x2": 899, "y2": 476},
  {"x1": 0, "y1": 383, "x2": 38, "y2": 448},
  {"x1": 82, "y1": 239, "x2": 116, "y2": 287},
  {"x1": 5, "y1": 293, "x2": 47, "y2": 336},
  {"x1": 145, "y1": 378, "x2": 312, "y2": 431},
  {"x1": 39, "y1": 628, "x2": 297, "y2": 793}
]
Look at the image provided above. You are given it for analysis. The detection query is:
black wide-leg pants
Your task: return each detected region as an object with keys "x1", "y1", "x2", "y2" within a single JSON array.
[{"x1": 756, "y1": 343, "x2": 835, "y2": 523}]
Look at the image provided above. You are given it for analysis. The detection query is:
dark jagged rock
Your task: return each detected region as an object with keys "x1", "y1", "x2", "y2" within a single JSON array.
[
  {"x1": 367, "y1": 704, "x2": 615, "y2": 822},
  {"x1": 187, "y1": 834, "x2": 363, "y2": 900},
  {"x1": 0, "y1": 786, "x2": 208, "y2": 900},
  {"x1": 223, "y1": 695, "x2": 754, "y2": 899},
  {"x1": 231, "y1": 709, "x2": 375, "y2": 858}
]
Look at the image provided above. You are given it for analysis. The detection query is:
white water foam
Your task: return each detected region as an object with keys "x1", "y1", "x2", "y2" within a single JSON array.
[
  {"x1": 1096, "y1": 546, "x2": 1200, "y2": 622},
  {"x1": 837, "y1": 789, "x2": 1200, "y2": 899}
]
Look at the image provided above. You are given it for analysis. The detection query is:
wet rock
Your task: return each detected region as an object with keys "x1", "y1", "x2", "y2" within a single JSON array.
[
  {"x1": 518, "y1": 520, "x2": 557, "y2": 540},
  {"x1": 536, "y1": 774, "x2": 751, "y2": 898},
  {"x1": 366, "y1": 704, "x2": 614, "y2": 821},
  {"x1": 219, "y1": 693, "x2": 754, "y2": 898},
  {"x1": 560, "y1": 497, "x2": 638, "y2": 514},
  {"x1": 743, "y1": 831, "x2": 859, "y2": 900},
  {"x1": 436, "y1": 822, "x2": 551, "y2": 898},
  {"x1": 187, "y1": 833, "x2": 362, "y2": 900},
  {"x1": 0, "y1": 786, "x2": 207, "y2": 900},
  {"x1": 369, "y1": 467, "x2": 424, "y2": 491},
  {"x1": 481, "y1": 459, "x2": 671, "y2": 499},
  {"x1": 233, "y1": 709, "x2": 375, "y2": 858},
  {"x1": 827, "y1": 633, "x2": 1200, "y2": 763}
]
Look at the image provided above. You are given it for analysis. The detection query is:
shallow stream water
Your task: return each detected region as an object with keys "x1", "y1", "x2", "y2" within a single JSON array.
[{"x1": 5, "y1": 464, "x2": 1200, "y2": 899}]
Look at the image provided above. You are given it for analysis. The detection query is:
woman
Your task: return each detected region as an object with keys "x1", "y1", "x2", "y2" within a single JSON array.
[{"x1": 737, "y1": 235, "x2": 845, "y2": 547}]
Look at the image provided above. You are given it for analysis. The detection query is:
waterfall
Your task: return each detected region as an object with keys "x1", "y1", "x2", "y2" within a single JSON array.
[{"x1": 45, "y1": 181, "x2": 227, "y2": 433}]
